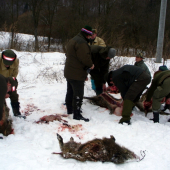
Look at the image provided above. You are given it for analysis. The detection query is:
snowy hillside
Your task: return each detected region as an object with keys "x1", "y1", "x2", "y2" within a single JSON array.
[{"x1": 0, "y1": 49, "x2": 170, "y2": 170}]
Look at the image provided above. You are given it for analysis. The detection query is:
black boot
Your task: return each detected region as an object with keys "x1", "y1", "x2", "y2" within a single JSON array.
[
  {"x1": 150, "y1": 112, "x2": 159, "y2": 123},
  {"x1": 66, "y1": 105, "x2": 72, "y2": 114},
  {"x1": 73, "y1": 110, "x2": 89, "y2": 122},
  {"x1": 11, "y1": 102, "x2": 26, "y2": 119}
]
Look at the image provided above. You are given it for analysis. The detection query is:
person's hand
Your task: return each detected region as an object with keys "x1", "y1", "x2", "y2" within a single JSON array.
[
  {"x1": 143, "y1": 100, "x2": 152, "y2": 110},
  {"x1": 103, "y1": 84, "x2": 107, "y2": 92},
  {"x1": 85, "y1": 77, "x2": 88, "y2": 81},
  {"x1": 5, "y1": 94, "x2": 10, "y2": 98},
  {"x1": 90, "y1": 64, "x2": 94, "y2": 70},
  {"x1": 166, "y1": 98, "x2": 170, "y2": 104},
  {"x1": 0, "y1": 120, "x2": 4, "y2": 126}
]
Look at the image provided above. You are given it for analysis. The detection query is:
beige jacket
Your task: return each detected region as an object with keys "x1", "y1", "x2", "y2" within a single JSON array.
[
  {"x1": 90, "y1": 36, "x2": 106, "y2": 47},
  {"x1": 0, "y1": 55, "x2": 19, "y2": 77}
]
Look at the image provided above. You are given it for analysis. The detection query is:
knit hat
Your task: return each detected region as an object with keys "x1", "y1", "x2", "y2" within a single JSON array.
[
  {"x1": 136, "y1": 52, "x2": 144, "y2": 59},
  {"x1": 8, "y1": 77, "x2": 18, "y2": 92},
  {"x1": 159, "y1": 65, "x2": 168, "y2": 71},
  {"x1": 2, "y1": 49, "x2": 16, "y2": 65},
  {"x1": 92, "y1": 29, "x2": 97, "y2": 34},
  {"x1": 108, "y1": 48, "x2": 116, "y2": 58},
  {"x1": 81, "y1": 25, "x2": 93, "y2": 35}
]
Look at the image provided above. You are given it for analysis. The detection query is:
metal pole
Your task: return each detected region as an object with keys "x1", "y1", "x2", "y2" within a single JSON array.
[{"x1": 155, "y1": 0, "x2": 167, "y2": 63}]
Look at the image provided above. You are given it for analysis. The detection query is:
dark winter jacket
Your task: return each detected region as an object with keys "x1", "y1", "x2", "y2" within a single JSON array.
[
  {"x1": 110, "y1": 65, "x2": 144, "y2": 99},
  {"x1": 64, "y1": 32, "x2": 93, "y2": 81},
  {"x1": 134, "y1": 60, "x2": 151, "y2": 77},
  {"x1": 90, "y1": 45, "x2": 111, "y2": 87},
  {"x1": 146, "y1": 70, "x2": 170, "y2": 101},
  {"x1": 0, "y1": 75, "x2": 7, "y2": 120}
]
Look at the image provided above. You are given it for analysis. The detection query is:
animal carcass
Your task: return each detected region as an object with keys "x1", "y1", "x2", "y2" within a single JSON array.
[{"x1": 54, "y1": 133, "x2": 141, "y2": 164}]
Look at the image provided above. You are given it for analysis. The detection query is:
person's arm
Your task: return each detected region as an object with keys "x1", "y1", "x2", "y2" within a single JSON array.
[{"x1": 12, "y1": 59, "x2": 19, "y2": 77}]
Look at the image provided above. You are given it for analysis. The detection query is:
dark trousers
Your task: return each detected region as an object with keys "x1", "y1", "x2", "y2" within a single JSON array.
[
  {"x1": 65, "y1": 79, "x2": 84, "y2": 111},
  {"x1": 8, "y1": 90, "x2": 19, "y2": 103}
]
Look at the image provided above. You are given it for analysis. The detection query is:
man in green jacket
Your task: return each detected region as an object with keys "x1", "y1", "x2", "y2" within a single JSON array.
[
  {"x1": 105, "y1": 65, "x2": 151, "y2": 124},
  {"x1": 0, "y1": 50, "x2": 25, "y2": 119},
  {"x1": 144, "y1": 69, "x2": 170, "y2": 123},
  {"x1": 134, "y1": 52, "x2": 151, "y2": 79},
  {"x1": 90, "y1": 45, "x2": 116, "y2": 95},
  {"x1": 64, "y1": 25, "x2": 94, "y2": 122}
]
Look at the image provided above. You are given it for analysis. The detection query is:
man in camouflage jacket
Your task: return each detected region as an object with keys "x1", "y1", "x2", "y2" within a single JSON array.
[{"x1": 0, "y1": 49, "x2": 25, "y2": 118}]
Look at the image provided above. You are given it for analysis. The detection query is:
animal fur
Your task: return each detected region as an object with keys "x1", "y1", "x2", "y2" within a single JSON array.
[
  {"x1": 55, "y1": 133, "x2": 140, "y2": 164},
  {"x1": 0, "y1": 103, "x2": 13, "y2": 136},
  {"x1": 84, "y1": 92, "x2": 122, "y2": 115}
]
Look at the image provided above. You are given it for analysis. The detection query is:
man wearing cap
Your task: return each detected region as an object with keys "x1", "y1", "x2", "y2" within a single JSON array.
[
  {"x1": 0, "y1": 74, "x2": 19, "y2": 136},
  {"x1": 105, "y1": 65, "x2": 151, "y2": 124},
  {"x1": 89, "y1": 29, "x2": 106, "y2": 47},
  {"x1": 134, "y1": 52, "x2": 151, "y2": 78},
  {"x1": 64, "y1": 25, "x2": 94, "y2": 122},
  {"x1": 90, "y1": 45, "x2": 116, "y2": 95},
  {"x1": 144, "y1": 68, "x2": 170, "y2": 123},
  {"x1": 0, "y1": 49, "x2": 25, "y2": 118}
]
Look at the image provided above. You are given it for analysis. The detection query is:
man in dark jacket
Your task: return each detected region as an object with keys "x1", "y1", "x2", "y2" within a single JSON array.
[
  {"x1": 105, "y1": 65, "x2": 151, "y2": 124},
  {"x1": 64, "y1": 25, "x2": 94, "y2": 122},
  {"x1": 90, "y1": 45, "x2": 116, "y2": 95},
  {"x1": 144, "y1": 69, "x2": 170, "y2": 123}
]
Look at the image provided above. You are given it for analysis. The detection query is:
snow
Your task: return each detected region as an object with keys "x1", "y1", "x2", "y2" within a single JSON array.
[{"x1": 0, "y1": 39, "x2": 170, "y2": 170}]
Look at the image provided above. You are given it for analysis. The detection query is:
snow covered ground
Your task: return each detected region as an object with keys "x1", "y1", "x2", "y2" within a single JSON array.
[{"x1": 0, "y1": 49, "x2": 170, "y2": 170}]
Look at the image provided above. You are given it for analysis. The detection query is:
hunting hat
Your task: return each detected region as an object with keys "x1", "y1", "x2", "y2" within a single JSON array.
[
  {"x1": 92, "y1": 29, "x2": 97, "y2": 34},
  {"x1": 81, "y1": 25, "x2": 93, "y2": 35},
  {"x1": 159, "y1": 65, "x2": 168, "y2": 71},
  {"x1": 2, "y1": 49, "x2": 16, "y2": 65},
  {"x1": 108, "y1": 48, "x2": 116, "y2": 59},
  {"x1": 7, "y1": 77, "x2": 18, "y2": 92},
  {"x1": 136, "y1": 52, "x2": 144, "y2": 59}
]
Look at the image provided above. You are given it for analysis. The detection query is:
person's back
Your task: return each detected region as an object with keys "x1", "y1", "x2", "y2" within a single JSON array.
[{"x1": 64, "y1": 32, "x2": 92, "y2": 81}]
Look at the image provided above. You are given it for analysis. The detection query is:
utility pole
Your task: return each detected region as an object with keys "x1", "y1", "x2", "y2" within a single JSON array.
[{"x1": 155, "y1": 0, "x2": 167, "y2": 63}]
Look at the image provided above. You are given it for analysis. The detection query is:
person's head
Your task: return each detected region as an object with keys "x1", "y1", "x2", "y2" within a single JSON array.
[
  {"x1": 91, "y1": 29, "x2": 97, "y2": 40},
  {"x1": 2, "y1": 49, "x2": 16, "y2": 67},
  {"x1": 159, "y1": 65, "x2": 168, "y2": 71},
  {"x1": 81, "y1": 25, "x2": 93, "y2": 39},
  {"x1": 106, "y1": 48, "x2": 116, "y2": 60},
  {"x1": 135, "y1": 52, "x2": 144, "y2": 62},
  {"x1": 7, "y1": 77, "x2": 18, "y2": 93}
]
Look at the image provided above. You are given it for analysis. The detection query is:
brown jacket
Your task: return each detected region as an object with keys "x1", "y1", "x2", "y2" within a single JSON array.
[
  {"x1": 0, "y1": 55, "x2": 19, "y2": 77},
  {"x1": 64, "y1": 32, "x2": 93, "y2": 81}
]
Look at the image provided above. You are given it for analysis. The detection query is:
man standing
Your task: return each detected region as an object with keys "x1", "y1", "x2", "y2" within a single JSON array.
[
  {"x1": 89, "y1": 29, "x2": 106, "y2": 47},
  {"x1": 134, "y1": 52, "x2": 151, "y2": 78},
  {"x1": 64, "y1": 25, "x2": 94, "y2": 122},
  {"x1": 0, "y1": 49, "x2": 25, "y2": 118},
  {"x1": 90, "y1": 45, "x2": 116, "y2": 95},
  {"x1": 105, "y1": 65, "x2": 151, "y2": 124}
]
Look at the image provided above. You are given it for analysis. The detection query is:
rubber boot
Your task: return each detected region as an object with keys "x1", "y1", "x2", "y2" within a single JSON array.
[
  {"x1": 66, "y1": 105, "x2": 72, "y2": 114},
  {"x1": 119, "y1": 100, "x2": 135, "y2": 125},
  {"x1": 73, "y1": 109, "x2": 89, "y2": 122},
  {"x1": 150, "y1": 112, "x2": 159, "y2": 123},
  {"x1": 11, "y1": 102, "x2": 26, "y2": 119}
]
